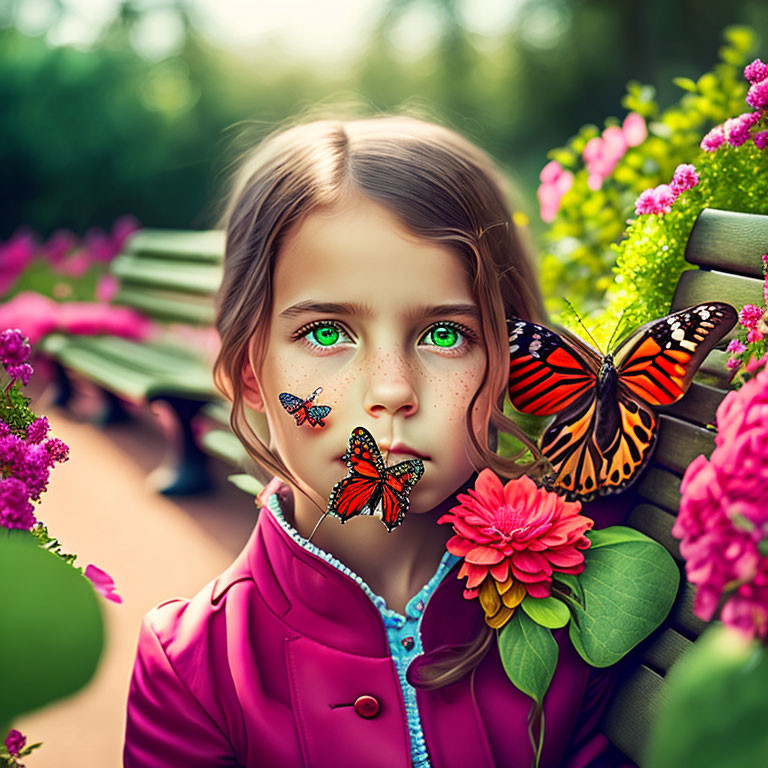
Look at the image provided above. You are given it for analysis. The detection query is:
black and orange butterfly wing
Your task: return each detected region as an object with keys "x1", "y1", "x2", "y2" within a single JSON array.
[
  {"x1": 379, "y1": 459, "x2": 425, "y2": 531},
  {"x1": 612, "y1": 302, "x2": 738, "y2": 406},
  {"x1": 507, "y1": 318, "x2": 600, "y2": 415},
  {"x1": 595, "y1": 302, "x2": 738, "y2": 496},
  {"x1": 327, "y1": 427, "x2": 387, "y2": 523},
  {"x1": 508, "y1": 318, "x2": 604, "y2": 498},
  {"x1": 279, "y1": 392, "x2": 309, "y2": 425}
]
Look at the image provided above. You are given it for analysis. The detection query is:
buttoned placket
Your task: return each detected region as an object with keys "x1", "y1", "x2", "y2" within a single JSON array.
[{"x1": 265, "y1": 493, "x2": 460, "y2": 768}]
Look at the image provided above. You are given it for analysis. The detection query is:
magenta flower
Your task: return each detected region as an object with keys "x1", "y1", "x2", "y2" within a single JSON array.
[
  {"x1": 4, "y1": 728, "x2": 26, "y2": 756},
  {"x1": 437, "y1": 469, "x2": 593, "y2": 628},
  {"x1": 727, "y1": 339, "x2": 747, "y2": 355},
  {"x1": 727, "y1": 356, "x2": 741, "y2": 370},
  {"x1": 746, "y1": 78, "x2": 768, "y2": 110},
  {"x1": 84, "y1": 564, "x2": 123, "y2": 604},
  {"x1": 673, "y1": 365, "x2": 768, "y2": 640},
  {"x1": 745, "y1": 59, "x2": 768, "y2": 85},
  {"x1": 754, "y1": 130, "x2": 768, "y2": 150},
  {"x1": 670, "y1": 163, "x2": 700, "y2": 195},
  {"x1": 723, "y1": 112, "x2": 761, "y2": 147},
  {"x1": 634, "y1": 183, "x2": 676, "y2": 216},
  {"x1": 747, "y1": 329, "x2": 765, "y2": 344},
  {"x1": 700, "y1": 125, "x2": 726, "y2": 152},
  {"x1": 739, "y1": 304, "x2": 763, "y2": 330}
]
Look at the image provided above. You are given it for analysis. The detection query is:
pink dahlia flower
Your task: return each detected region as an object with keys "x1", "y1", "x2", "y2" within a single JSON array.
[
  {"x1": 438, "y1": 469, "x2": 593, "y2": 628},
  {"x1": 745, "y1": 59, "x2": 768, "y2": 85},
  {"x1": 700, "y1": 125, "x2": 726, "y2": 152},
  {"x1": 4, "y1": 728, "x2": 26, "y2": 756},
  {"x1": 673, "y1": 365, "x2": 768, "y2": 640}
]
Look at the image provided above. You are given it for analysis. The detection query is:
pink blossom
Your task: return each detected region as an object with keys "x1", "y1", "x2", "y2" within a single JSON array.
[
  {"x1": 622, "y1": 112, "x2": 647, "y2": 146},
  {"x1": 42, "y1": 229, "x2": 76, "y2": 266},
  {"x1": 746, "y1": 353, "x2": 768, "y2": 373},
  {"x1": 673, "y1": 365, "x2": 768, "y2": 639},
  {"x1": 739, "y1": 304, "x2": 763, "y2": 330},
  {"x1": 754, "y1": 130, "x2": 768, "y2": 150},
  {"x1": 747, "y1": 328, "x2": 765, "y2": 344},
  {"x1": 4, "y1": 728, "x2": 26, "y2": 756},
  {"x1": 0, "y1": 230, "x2": 38, "y2": 296},
  {"x1": 670, "y1": 163, "x2": 699, "y2": 195},
  {"x1": 745, "y1": 59, "x2": 768, "y2": 85},
  {"x1": 727, "y1": 356, "x2": 741, "y2": 370},
  {"x1": 727, "y1": 339, "x2": 747, "y2": 354},
  {"x1": 747, "y1": 79, "x2": 768, "y2": 110},
  {"x1": 537, "y1": 161, "x2": 574, "y2": 223},
  {"x1": 634, "y1": 183, "x2": 676, "y2": 216},
  {"x1": 84, "y1": 564, "x2": 123, "y2": 603},
  {"x1": 112, "y1": 215, "x2": 141, "y2": 253},
  {"x1": 95, "y1": 274, "x2": 119, "y2": 303},
  {"x1": 700, "y1": 125, "x2": 726, "y2": 152},
  {"x1": 723, "y1": 113, "x2": 761, "y2": 147}
]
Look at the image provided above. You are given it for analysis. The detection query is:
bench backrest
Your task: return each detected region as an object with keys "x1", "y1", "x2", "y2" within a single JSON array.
[
  {"x1": 599, "y1": 208, "x2": 768, "y2": 764},
  {"x1": 111, "y1": 229, "x2": 224, "y2": 325}
]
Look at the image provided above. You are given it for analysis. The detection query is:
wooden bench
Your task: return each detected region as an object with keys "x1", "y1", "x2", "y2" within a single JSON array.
[
  {"x1": 40, "y1": 229, "x2": 228, "y2": 495},
  {"x1": 597, "y1": 207, "x2": 768, "y2": 765}
]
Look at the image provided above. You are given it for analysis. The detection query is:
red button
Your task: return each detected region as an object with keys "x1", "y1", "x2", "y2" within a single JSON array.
[{"x1": 353, "y1": 695, "x2": 380, "y2": 718}]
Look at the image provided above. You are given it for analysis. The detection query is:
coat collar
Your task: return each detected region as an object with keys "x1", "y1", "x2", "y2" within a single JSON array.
[{"x1": 208, "y1": 480, "x2": 487, "y2": 656}]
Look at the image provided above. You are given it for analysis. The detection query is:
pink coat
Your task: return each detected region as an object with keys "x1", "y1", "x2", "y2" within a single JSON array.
[{"x1": 124, "y1": 493, "x2": 637, "y2": 768}]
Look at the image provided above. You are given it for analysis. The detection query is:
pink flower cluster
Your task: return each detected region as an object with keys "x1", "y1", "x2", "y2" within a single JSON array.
[
  {"x1": 726, "y1": 258, "x2": 768, "y2": 373},
  {"x1": 1, "y1": 327, "x2": 34, "y2": 386},
  {"x1": 1, "y1": 331, "x2": 70, "y2": 531},
  {"x1": 583, "y1": 112, "x2": 647, "y2": 191},
  {"x1": 4, "y1": 728, "x2": 26, "y2": 757},
  {"x1": 0, "y1": 216, "x2": 140, "y2": 297},
  {"x1": 0, "y1": 291, "x2": 155, "y2": 346},
  {"x1": 672, "y1": 364, "x2": 768, "y2": 640},
  {"x1": 700, "y1": 59, "x2": 768, "y2": 153},
  {"x1": 634, "y1": 163, "x2": 700, "y2": 215},
  {"x1": 537, "y1": 112, "x2": 647, "y2": 222}
]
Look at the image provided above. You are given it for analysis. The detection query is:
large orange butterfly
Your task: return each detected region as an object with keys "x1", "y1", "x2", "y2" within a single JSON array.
[
  {"x1": 327, "y1": 426, "x2": 425, "y2": 532},
  {"x1": 507, "y1": 302, "x2": 737, "y2": 502}
]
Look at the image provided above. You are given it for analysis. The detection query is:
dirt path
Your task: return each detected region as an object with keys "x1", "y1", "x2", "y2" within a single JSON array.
[{"x1": 13, "y1": 381, "x2": 258, "y2": 767}]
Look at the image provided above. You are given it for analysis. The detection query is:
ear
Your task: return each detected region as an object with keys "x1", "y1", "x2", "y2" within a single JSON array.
[{"x1": 241, "y1": 356, "x2": 266, "y2": 413}]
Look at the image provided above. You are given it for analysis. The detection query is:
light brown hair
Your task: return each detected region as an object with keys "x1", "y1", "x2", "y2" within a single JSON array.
[{"x1": 212, "y1": 106, "x2": 552, "y2": 687}]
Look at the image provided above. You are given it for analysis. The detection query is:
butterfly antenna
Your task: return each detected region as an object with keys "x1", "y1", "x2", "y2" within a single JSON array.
[
  {"x1": 307, "y1": 511, "x2": 328, "y2": 543},
  {"x1": 605, "y1": 309, "x2": 629, "y2": 353},
  {"x1": 563, "y1": 298, "x2": 603, "y2": 355}
]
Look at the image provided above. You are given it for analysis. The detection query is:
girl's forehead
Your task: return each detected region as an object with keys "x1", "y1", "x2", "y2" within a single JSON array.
[{"x1": 272, "y1": 198, "x2": 477, "y2": 314}]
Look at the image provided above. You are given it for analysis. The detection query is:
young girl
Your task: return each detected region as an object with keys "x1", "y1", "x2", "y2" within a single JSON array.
[{"x1": 123, "y1": 113, "x2": 636, "y2": 768}]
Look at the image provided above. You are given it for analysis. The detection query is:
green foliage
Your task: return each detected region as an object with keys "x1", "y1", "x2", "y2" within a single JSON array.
[
  {"x1": 498, "y1": 608, "x2": 558, "y2": 707},
  {"x1": 0, "y1": 378, "x2": 35, "y2": 437},
  {"x1": 29, "y1": 522, "x2": 80, "y2": 569},
  {"x1": 0, "y1": 530, "x2": 104, "y2": 724},
  {"x1": 520, "y1": 594, "x2": 571, "y2": 629},
  {"x1": 646, "y1": 625, "x2": 768, "y2": 768},
  {"x1": 539, "y1": 26, "x2": 760, "y2": 342},
  {"x1": 567, "y1": 526, "x2": 680, "y2": 667}
]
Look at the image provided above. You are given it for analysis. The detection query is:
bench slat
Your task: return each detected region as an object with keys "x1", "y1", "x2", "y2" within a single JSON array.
[
  {"x1": 125, "y1": 229, "x2": 224, "y2": 263},
  {"x1": 653, "y1": 415, "x2": 715, "y2": 475},
  {"x1": 111, "y1": 253, "x2": 222, "y2": 295},
  {"x1": 657, "y1": 379, "x2": 727, "y2": 427},
  {"x1": 671, "y1": 270, "x2": 764, "y2": 338},
  {"x1": 113, "y1": 286, "x2": 215, "y2": 325},
  {"x1": 669, "y1": 581, "x2": 707, "y2": 638},
  {"x1": 641, "y1": 627, "x2": 691, "y2": 674},
  {"x1": 626, "y1": 502, "x2": 681, "y2": 561},
  {"x1": 684, "y1": 209, "x2": 768, "y2": 278},
  {"x1": 634, "y1": 465, "x2": 681, "y2": 514},
  {"x1": 602, "y1": 665, "x2": 665, "y2": 766}
]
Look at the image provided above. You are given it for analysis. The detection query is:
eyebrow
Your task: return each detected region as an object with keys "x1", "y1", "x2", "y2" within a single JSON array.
[{"x1": 278, "y1": 300, "x2": 481, "y2": 321}]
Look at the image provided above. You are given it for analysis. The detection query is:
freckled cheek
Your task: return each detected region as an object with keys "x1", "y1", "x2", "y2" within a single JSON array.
[{"x1": 427, "y1": 366, "x2": 485, "y2": 424}]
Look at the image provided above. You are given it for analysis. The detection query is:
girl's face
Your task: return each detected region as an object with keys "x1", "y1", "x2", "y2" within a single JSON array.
[{"x1": 244, "y1": 193, "x2": 492, "y2": 515}]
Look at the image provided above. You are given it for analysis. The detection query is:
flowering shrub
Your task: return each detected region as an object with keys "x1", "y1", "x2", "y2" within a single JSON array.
[
  {"x1": 1, "y1": 327, "x2": 120, "y2": 756},
  {"x1": 537, "y1": 26, "x2": 764, "y2": 344}
]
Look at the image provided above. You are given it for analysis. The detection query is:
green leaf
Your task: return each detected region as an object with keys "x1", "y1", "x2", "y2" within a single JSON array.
[
  {"x1": 521, "y1": 595, "x2": 571, "y2": 629},
  {"x1": 586, "y1": 525, "x2": 654, "y2": 548},
  {"x1": 498, "y1": 609, "x2": 558, "y2": 705},
  {"x1": 0, "y1": 530, "x2": 104, "y2": 723},
  {"x1": 568, "y1": 531, "x2": 680, "y2": 667},
  {"x1": 673, "y1": 77, "x2": 698, "y2": 93},
  {"x1": 646, "y1": 626, "x2": 768, "y2": 768},
  {"x1": 226, "y1": 473, "x2": 265, "y2": 496},
  {"x1": 552, "y1": 572, "x2": 584, "y2": 605}
]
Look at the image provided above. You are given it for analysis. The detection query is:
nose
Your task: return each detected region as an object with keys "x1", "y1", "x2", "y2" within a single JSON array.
[{"x1": 362, "y1": 347, "x2": 419, "y2": 419}]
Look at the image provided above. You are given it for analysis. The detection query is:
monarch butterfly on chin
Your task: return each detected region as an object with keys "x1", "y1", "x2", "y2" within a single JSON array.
[
  {"x1": 327, "y1": 426, "x2": 424, "y2": 532},
  {"x1": 506, "y1": 302, "x2": 738, "y2": 502}
]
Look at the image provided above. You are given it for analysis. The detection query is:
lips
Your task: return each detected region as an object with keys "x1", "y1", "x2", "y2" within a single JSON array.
[{"x1": 336, "y1": 441, "x2": 430, "y2": 463}]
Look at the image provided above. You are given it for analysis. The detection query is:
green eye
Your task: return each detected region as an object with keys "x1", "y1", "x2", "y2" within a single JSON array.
[
  {"x1": 311, "y1": 325, "x2": 340, "y2": 346},
  {"x1": 430, "y1": 325, "x2": 459, "y2": 347}
]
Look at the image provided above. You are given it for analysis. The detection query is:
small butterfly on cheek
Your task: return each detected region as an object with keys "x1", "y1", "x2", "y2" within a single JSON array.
[{"x1": 278, "y1": 387, "x2": 332, "y2": 428}]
